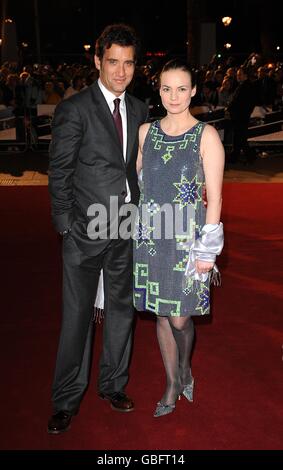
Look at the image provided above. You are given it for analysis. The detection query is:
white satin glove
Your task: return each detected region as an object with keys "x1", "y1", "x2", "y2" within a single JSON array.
[{"x1": 185, "y1": 223, "x2": 224, "y2": 282}]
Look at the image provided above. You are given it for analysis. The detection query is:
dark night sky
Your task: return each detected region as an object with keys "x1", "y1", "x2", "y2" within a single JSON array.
[{"x1": 1, "y1": 0, "x2": 282, "y2": 61}]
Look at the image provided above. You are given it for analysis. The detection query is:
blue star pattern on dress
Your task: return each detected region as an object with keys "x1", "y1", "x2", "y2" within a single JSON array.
[
  {"x1": 134, "y1": 219, "x2": 155, "y2": 252},
  {"x1": 146, "y1": 199, "x2": 160, "y2": 216},
  {"x1": 173, "y1": 175, "x2": 202, "y2": 209}
]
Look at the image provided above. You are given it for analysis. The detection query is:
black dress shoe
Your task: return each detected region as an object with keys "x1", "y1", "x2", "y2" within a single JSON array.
[
  {"x1": 98, "y1": 391, "x2": 134, "y2": 412},
  {"x1": 47, "y1": 410, "x2": 72, "y2": 434}
]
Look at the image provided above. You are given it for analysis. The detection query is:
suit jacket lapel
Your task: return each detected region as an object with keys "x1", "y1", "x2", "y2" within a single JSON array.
[
  {"x1": 125, "y1": 94, "x2": 137, "y2": 164},
  {"x1": 90, "y1": 82, "x2": 125, "y2": 165}
]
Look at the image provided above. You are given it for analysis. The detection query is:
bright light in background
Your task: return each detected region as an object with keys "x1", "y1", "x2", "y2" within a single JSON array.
[
  {"x1": 22, "y1": 42, "x2": 28, "y2": 48},
  {"x1": 5, "y1": 18, "x2": 13, "y2": 23},
  {"x1": 146, "y1": 51, "x2": 166, "y2": 57},
  {"x1": 224, "y1": 43, "x2": 232, "y2": 49},
  {"x1": 277, "y1": 46, "x2": 280, "y2": 51},
  {"x1": 83, "y1": 44, "x2": 91, "y2": 51},
  {"x1": 0, "y1": 39, "x2": 2, "y2": 45},
  {"x1": 222, "y1": 16, "x2": 232, "y2": 27}
]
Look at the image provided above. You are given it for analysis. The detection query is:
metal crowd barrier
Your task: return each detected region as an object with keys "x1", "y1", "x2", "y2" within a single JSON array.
[
  {"x1": 29, "y1": 104, "x2": 55, "y2": 152},
  {"x1": 1, "y1": 104, "x2": 282, "y2": 156},
  {"x1": 0, "y1": 104, "x2": 56, "y2": 155},
  {"x1": 191, "y1": 106, "x2": 283, "y2": 151},
  {"x1": 0, "y1": 114, "x2": 29, "y2": 153}
]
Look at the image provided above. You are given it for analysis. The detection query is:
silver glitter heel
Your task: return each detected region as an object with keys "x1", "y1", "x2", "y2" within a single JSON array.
[
  {"x1": 182, "y1": 378, "x2": 194, "y2": 402},
  {"x1": 153, "y1": 395, "x2": 181, "y2": 418}
]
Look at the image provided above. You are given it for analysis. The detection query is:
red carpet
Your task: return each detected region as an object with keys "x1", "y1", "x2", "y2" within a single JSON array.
[{"x1": 0, "y1": 184, "x2": 283, "y2": 450}]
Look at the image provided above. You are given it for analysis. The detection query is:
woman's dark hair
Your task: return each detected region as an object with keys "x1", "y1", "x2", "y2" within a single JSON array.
[
  {"x1": 160, "y1": 59, "x2": 196, "y2": 88},
  {"x1": 95, "y1": 23, "x2": 140, "y2": 61}
]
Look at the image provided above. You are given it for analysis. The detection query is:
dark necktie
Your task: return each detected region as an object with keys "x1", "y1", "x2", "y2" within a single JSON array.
[{"x1": 113, "y1": 98, "x2": 123, "y2": 148}]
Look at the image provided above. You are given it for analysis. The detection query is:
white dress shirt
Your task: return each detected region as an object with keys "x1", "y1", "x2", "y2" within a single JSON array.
[{"x1": 98, "y1": 79, "x2": 130, "y2": 202}]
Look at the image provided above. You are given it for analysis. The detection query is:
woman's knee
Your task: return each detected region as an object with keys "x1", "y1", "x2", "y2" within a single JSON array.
[{"x1": 169, "y1": 316, "x2": 192, "y2": 331}]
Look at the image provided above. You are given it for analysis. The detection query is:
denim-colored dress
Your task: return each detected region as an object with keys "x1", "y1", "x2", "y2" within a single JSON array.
[{"x1": 133, "y1": 120, "x2": 210, "y2": 317}]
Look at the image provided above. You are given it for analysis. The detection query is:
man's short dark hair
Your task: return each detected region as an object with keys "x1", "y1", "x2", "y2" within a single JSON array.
[{"x1": 95, "y1": 23, "x2": 140, "y2": 61}]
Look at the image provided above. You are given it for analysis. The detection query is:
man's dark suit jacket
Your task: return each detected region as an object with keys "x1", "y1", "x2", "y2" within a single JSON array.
[
  {"x1": 227, "y1": 79, "x2": 257, "y2": 122},
  {"x1": 48, "y1": 81, "x2": 147, "y2": 256}
]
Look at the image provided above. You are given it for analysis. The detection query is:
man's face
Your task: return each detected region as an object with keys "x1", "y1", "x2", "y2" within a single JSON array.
[
  {"x1": 237, "y1": 69, "x2": 247, "y2": 83},
  {"x1": 95, "y1": 44, "x2": 135, "y2": 96}
]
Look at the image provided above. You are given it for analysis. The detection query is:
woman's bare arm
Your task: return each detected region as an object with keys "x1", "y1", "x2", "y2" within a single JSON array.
[{"x1": 136, "y1": 123, "x2": 151, "y2": 174}]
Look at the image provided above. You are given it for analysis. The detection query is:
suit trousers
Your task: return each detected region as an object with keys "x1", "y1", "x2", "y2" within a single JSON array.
[
  {"x1": 230, "y1": 119, "x2": 251, "y2": 161},
  {"x1": 52, "y1": 233, "x2": 134, "y2": 414}
]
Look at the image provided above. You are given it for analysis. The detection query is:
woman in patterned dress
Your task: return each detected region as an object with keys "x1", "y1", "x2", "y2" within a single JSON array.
[{"x1": 133, "y1": 59, "x2": 225, "y2": 417}]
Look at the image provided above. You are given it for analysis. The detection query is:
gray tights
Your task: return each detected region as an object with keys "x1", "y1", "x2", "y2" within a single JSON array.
[{"x1": 156, "y1": 315, "x2": 194, "y2": 405}]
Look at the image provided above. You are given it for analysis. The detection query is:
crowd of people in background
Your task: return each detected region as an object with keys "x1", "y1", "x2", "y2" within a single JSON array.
[
  {"x1": 0, "y1": 62, "x2": 99, "y2": 116},
  {"x1": 1, "y1": 53, "x2": 283, "y2": 113},
  {"x1": 0, "y1": 52, "x2": 282, "y2": 162}
]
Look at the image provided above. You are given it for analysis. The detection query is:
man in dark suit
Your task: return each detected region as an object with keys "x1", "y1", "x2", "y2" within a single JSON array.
[
  {"x1": 227, "y1": 66, "x2": 257, "y2": 164},
  {"x1": 47, "y1": 24, "x2": 147, "y2": 434}
]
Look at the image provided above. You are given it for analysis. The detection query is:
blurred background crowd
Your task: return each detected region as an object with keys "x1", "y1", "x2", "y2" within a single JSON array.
[{"x1": 0, "y1": 51, "x2": 282, "y2": 118}]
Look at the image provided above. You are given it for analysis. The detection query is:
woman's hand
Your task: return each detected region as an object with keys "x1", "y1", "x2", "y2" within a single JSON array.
[{"x1": 195, "y1": 259, "x2": 214, "y2": 275}]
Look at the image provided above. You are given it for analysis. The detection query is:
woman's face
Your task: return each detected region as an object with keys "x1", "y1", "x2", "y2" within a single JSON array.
[{"x1": 159, "y1": 69, "x2": 196, "y2": 114}]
